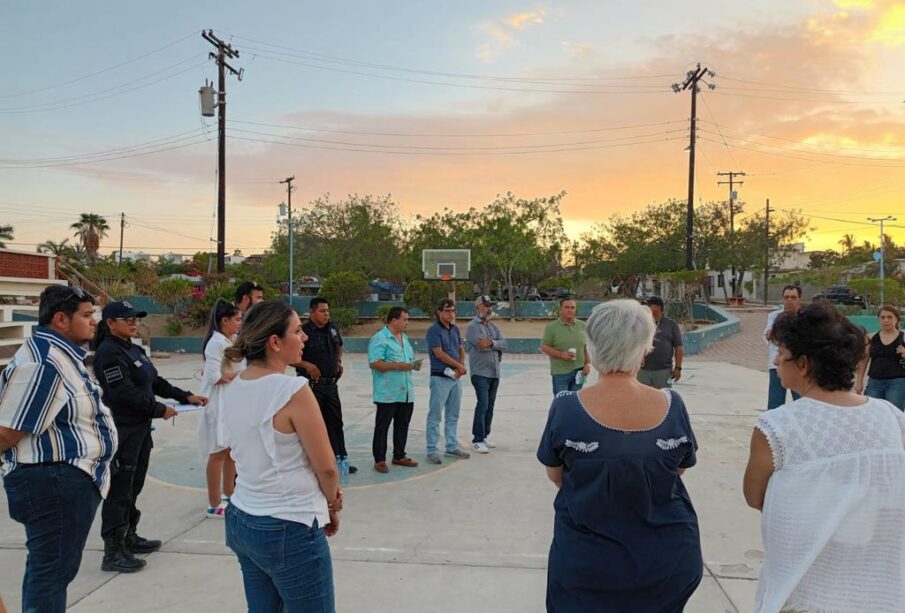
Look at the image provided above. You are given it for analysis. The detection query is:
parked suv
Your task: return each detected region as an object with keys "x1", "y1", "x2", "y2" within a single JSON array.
[{"x1": 813, "y1": 285, "x2": 866, "y2": 308}]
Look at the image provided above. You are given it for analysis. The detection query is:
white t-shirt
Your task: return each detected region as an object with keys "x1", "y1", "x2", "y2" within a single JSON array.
[
  {"x1": 220, "y1": 373, "x2": 329, "y2": 528},
  {"x1": 754, "y1": 397, "x2": 905, "y2": 613},
  {"x1": 764, "y1": 308, "x2": 783, "y2": 370},
  {"x1": 197, "y1": 332, "x2": 246, "y2": 457}
]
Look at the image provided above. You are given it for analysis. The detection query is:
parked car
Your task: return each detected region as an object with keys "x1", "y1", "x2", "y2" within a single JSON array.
[
  {"x1": 539, "y1": 287, "x2": 572, "y2": 300},
  {"x1": 813, "y1": 285, "x2": 866, "y2": 308}
]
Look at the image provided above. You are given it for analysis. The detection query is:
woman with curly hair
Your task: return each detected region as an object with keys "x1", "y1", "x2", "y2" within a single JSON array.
[{"x1": 745, "y1": 302, "x2": 905, "y2": 613}]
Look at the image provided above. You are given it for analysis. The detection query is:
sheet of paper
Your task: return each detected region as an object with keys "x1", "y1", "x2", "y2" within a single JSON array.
[{"x1": 171, "y1": 403, "x2": 202, "y2": 413}]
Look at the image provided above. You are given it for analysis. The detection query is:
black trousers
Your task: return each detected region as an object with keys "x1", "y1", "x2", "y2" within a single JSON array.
[
  {"x1": 372, "y1": 402, "x2": 413, "y2": 462},
  {"x1": 310, "y1": 382, "x2": 347, "y2": 457},
  {"x1": 101, "y1": 423, "x2": 152, "y2": 539}
]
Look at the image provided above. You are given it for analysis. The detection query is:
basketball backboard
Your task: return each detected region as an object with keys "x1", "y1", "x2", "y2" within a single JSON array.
[{"x1": 422, "y1": 249, "x2": 471, "y2": 281}]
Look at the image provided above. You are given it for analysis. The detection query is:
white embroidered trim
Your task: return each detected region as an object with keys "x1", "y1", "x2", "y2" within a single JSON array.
[
  {"x1": 564, "y1": 439, "x2": 599, "y2": 453},
  {"x1": 655, "y1": 436, "x2": 689, "y2": 450}
]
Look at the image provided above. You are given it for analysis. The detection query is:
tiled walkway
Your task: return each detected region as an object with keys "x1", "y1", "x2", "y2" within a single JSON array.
[{"x1": 689, "y1": 308, "x2": 774, "y2": 373}]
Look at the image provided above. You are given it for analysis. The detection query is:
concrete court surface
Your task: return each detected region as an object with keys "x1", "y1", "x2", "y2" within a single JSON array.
[{"x1": 0, "y1": 351, "x2": 769, "y2": 613}]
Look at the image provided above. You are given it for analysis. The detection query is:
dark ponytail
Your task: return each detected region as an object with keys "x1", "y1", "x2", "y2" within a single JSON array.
[
  {"x1": 202, "y1": 298, "x2": 240, "y2": 356},
  {"x1": 91, "y1": 319, "x2": 111, "y2": 351}
]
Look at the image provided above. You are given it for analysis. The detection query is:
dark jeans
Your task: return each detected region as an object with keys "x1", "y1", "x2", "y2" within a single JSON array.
[
  {"x1": 226, "y1": 506, "x2": 334, "y2": 612},
  {"x1": 471, "y1": 375, "x2": 500, "y2": 443},
  {"x1": 372, "y1": 401, "x2": 414, "y2": 462},
  {"x1": 311, "y1": 382, "x2": 347, "y2": 457},
  {"x1": 101, "y1": 423, "x2": 152, "y2": 538},
  {"x1": 767, "y1": 369, "x2": 800, "y2": 410},
  {"x1": 4, "y1": 463, "x2": 101, "y2": 613},
  {"x1": 551, "y1": 368, "x2": 584, "y2": 395},
  {"x1": 865, "y1": 377, "x2": 905, "y2": 411}
]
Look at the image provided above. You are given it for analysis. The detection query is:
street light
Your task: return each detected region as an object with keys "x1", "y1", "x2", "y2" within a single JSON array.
[
  {"x1": 867, "y1": 215, "x2": 896, "y2": 306},
  {"x1": 278, "y1": 201, "x2": 293, "y2": 299}
]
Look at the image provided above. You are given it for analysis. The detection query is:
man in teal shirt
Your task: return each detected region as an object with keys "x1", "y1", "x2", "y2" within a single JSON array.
[
  {"x1": 368, "y1": 307, "x2": 421, "y2": 473},
  {"x1": 540, "y1": 298, "x2": 591, "y2": 395}
]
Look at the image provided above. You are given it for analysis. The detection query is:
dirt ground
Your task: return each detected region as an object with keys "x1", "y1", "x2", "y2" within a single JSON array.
[{"x1": 143, "y1": 314, "x2": 554, "y2": 339}]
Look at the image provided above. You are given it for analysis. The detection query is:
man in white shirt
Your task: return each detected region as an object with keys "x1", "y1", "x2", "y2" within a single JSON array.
[{"x1": 765, "y1": 284, "x2": 802, "y2": 409}]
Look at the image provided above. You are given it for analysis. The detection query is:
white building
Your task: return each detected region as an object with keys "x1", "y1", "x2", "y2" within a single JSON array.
[
  {"x1": 120, "y1": 251, "x2": 151, "y2": 263},
  {"x1": 158, "y1": 252, "x2": 190, "y2": 264}
]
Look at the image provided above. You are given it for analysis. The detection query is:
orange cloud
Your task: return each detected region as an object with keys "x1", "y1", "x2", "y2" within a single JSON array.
[{"x1": 505, "y1": 10, "x2": 544, "y2": 29}]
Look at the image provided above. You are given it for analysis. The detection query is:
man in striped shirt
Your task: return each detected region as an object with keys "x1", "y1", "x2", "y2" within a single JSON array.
[{"x1": 0, "y1": 285, "x2": 117, "y2": 613}]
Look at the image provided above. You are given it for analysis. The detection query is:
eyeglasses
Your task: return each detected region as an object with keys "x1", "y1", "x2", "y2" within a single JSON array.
[
  {"x1": 113, "y1": 317, "x2": 139, "y2": 324},
  {"x1": 443, "y1": 308, "x2": 457, "y2": 312}
]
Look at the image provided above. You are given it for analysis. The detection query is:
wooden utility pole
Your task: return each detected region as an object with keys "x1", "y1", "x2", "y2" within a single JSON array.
[
  {"x1": 118, "y1": 212, "x2": 125, "y2": 266},
  {"x1": 280, "y1": 176, "x2": 295, "y2": 299},
  {"x1": 717, "y1": 171, "x2": 745, "y2": 296},
  {"x1": 764, "y1": 199, "x2": 772, "y2": 305},
  {"x1": 673, "y1": 64, "x2": 713, "y2": 270},
  {"x1": 202, "y1": 30, "x2": 241, "y2": 273}
]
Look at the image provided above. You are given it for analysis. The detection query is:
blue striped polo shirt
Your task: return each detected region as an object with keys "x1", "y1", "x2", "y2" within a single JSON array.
[{"x1": 0, "y1": 327, "x2": 118, "y2": 496}]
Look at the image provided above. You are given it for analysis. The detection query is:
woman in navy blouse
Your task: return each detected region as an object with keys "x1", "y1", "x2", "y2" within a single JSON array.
[{"x1": 537, "y1": 299, "x2": 702, "y2": 612}]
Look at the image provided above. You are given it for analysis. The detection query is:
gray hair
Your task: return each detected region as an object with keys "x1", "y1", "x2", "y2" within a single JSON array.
[{"x1": 585, "y1": 300, "x2": 656, "y2": 374}]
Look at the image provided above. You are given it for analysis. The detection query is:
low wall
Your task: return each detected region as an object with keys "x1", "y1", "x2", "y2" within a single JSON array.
[{"x1": 151, "y1": 302, "x2": 738, "y2": 356}]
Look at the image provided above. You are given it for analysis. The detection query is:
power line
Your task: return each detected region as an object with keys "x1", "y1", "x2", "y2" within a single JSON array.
[
  {"x1": 697, "y1": 120, "x2": 905, "y2": 155},
  {"x1": 697, "y1": 136, "x2": 905, "y2": 168},
  {"x1": 0, "y1": 58, "x2": 208, "y2": 114},
  {"x1": 228, "y1": 117, "x2": 687, "y2": 139},
  {"x1": 0, "y1": 31, "x2": 201, "y2": 100},
  {"x1": 719, "y1": 75, "x2": 905, "y2": 97},
  {"x1": 0, "y1": 138, "x2": 209, "y2": 169}
]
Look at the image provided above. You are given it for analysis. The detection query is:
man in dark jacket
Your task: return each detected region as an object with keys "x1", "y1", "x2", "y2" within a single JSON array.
[{"x1": 93, "y1": 300, "x2": 206, "y2": 573}]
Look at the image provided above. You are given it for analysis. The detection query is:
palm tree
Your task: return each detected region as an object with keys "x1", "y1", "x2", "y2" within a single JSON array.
[
  {"x1": 37, "y1": 238, "x2": 70, "y2": 257},
  {"x1": 838, "y1": 233, "x2": 855, "y2": 256},
  {"x1": 0, "y1": 224, "x2": 13, "y2": 248},
  {"x1": 65, "y1": 244, "x2": 89, "y2": 263},
  {"x1": 70, "y1": 214, "x2": 109, "y2": 262}
]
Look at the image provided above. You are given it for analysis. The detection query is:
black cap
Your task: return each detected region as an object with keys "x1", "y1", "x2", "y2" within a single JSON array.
[
  {"x1": 102, "y1": 300, "x2": 147, "y2": 320},
  {"x1": 643, "y1": 295, "x2": 665, "y2": 308}
]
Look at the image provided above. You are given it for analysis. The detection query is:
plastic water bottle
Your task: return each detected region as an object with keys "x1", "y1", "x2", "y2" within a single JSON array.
[
  {"x1": 574, "y1": 371, "x2": 585, "y2": 386},
  {"x1": 336, "y1": 455, "x2": 350, "y2": 485},
  {"x1": 443, "y1": 366, "x2": 457, "y2": 379}
]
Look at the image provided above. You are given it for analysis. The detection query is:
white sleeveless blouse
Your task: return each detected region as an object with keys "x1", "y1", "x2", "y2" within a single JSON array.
[
  {"x1": 754, "y1": 397, "x2": 905, "y2": 613},
  {"x1": 220, "y1": 373, "x2": 329, "y2": 528}
]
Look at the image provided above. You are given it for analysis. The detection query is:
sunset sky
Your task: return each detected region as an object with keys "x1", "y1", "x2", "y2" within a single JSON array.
[{"x1": 3, "y1": 0, "x2": 905, "y2": 260}]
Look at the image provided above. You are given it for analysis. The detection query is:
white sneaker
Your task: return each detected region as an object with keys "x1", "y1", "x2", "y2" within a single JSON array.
[
  {"x1": 472, "y1": 442, "x2": 490, "y2": 454},
  {"x1": 484, "y1": 437, "x2": 497, "y2": 449}
]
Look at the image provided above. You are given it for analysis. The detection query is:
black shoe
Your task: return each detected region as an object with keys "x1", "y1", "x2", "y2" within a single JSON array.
[
  {"x1": 348, "y1": 465, "x2": 358, "y2": 474},
  {"x1": 125, "y1": 532, "x2": 161, "y2": 554},
  {"x1": 102, "y1": 536, "x2": 147, "y2": 573}
]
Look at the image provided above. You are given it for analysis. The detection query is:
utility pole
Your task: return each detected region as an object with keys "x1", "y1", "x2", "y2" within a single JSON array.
[
  {"x1": 280, "y1": 176, "x2": 295, "y2": 300},
  {"x1": 868, "y1": 215, "x2": 896, "y2": 305},
  {"x1": 118, "y1": 212, "x2": 126, "y2": 266},
  {"x1": 673, "y1": 63, "x2": 715, "y2": 270},
  {"x1": 202, "y1": 30, "x2": 242, "y2": 273},
  {"x1": 764, "y1": 199, "x2": 772, "y2": 305},
  {"x1": 717, "y1": 171, "x2": 746, "y2": 296}
]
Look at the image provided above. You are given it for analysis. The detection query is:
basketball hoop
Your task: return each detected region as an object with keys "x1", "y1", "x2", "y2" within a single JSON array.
[{"x1": 440, "y1": 273, "x2": 452, "y2": 282}]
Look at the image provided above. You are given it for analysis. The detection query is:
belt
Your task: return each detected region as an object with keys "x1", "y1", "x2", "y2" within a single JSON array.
[{"x1": 311, "y1": 377, "x2": 339, "y2": 385}]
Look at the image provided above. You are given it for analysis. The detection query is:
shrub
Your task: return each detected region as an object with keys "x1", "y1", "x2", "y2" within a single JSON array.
[
  {"x1": 330, "y1": 307, "x2": 359, "y2": 333},
  {"x1": 403, "y1": 279, "x2": 446, "y2": 315},
  {"x1": 165, "y1": 316, "x2": 184, "y2": 336},
  {"x1": 150, "y1": 278, "x2": 194, "y2": 318},
  {"x1": 320, "y1": 272, "x2": 367, "y2": 309},
  {"x1": 376, "y1": 304, "x2": 394, "y2": 322},
  {"x1": 188, "y1": 281, "x2": 236, "y2": 328}
]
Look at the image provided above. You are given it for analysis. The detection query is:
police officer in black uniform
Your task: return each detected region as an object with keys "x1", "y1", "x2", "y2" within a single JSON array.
[
  {"x1": 92, "y1": 301, "x2": 206, "y2": 573},
  {"x1": 294, "y1": 297, "x2": 357, "y2": 473}
]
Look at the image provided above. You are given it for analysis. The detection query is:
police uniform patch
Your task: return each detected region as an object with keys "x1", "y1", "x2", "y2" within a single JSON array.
[
  {"x1": 133, "y1": 360, "x2": 142, "y2": 367},
  {"x1": 103, "y1": 366, "x2": 124, "y2": 383}
]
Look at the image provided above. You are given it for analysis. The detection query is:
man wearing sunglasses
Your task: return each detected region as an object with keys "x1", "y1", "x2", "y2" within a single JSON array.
[
  {"x1": 92, "y1": 300, "x2": 206, "y2": 573},
  {"x1": 1, "y1": 285, "x2": 117, "y2": 613}
]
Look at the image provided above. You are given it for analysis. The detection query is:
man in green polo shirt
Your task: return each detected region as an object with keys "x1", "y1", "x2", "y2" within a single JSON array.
[{"x1": 540, "y1": 298, "x2": 591, "y2": 395}]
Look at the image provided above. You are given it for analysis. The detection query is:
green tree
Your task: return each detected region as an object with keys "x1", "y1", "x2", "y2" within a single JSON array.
[
  {"x1": 269, "y1": 194, "x2": 406, "y2": 280},
  {"x1": 37, "y1": 238, "x2": 70, "y2": 257},
  {"x1": 319, "y1": 272, "x2": 368, "y2": 309},
  {"x1": 403, "y1": 279, "x2": 446, "y2": 315},
  {"x1": 70, "y1": 213, "x2": 110, "y2": 262},
  {"x1": 0, "y1": 224, "x2": 13, "y2": 248}
]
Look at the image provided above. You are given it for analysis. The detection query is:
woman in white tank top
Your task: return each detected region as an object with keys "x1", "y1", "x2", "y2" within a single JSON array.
[
  {"x1": 745, "y1": 303, "x2": 905, "y2": 613},
  {"x1": 219, "y1": 301, "x2": 342, "y2": 613}
]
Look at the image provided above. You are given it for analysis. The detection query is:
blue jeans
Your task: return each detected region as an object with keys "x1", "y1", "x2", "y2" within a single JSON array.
[
  {"x1": 767, "y1": 369, "x2": 800, "y2": 410},
  {"x1": 427, "y1": 375, "x2": 462, "y2": 453},
  {"x1": 4, "y1": 463, "x2": 101, "y2": 613},
  {"x1": 865, "y1": 377, "x2": 905, "y2": 411},
  {"x1": 551, "y1": 368, "x2": 584, "y2": 395},
  {"x1": 226, "y1": 506, "x2": 334, "y2": 613},
  {"x1": 471, "y1": 375, "x2": 500, "y2": 443}
]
